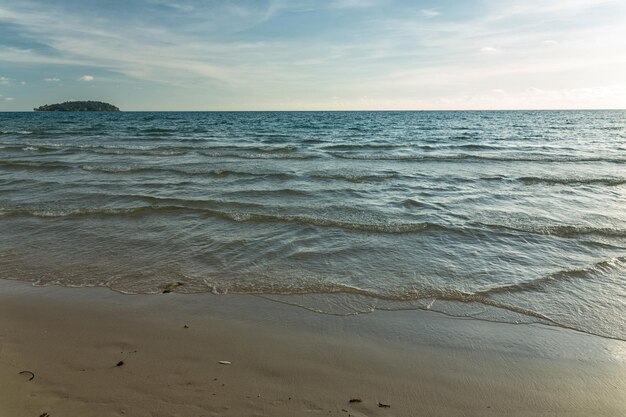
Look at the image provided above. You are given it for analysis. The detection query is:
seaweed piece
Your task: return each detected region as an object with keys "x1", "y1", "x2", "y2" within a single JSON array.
[{"x1": 19, "y1": 370, "x2": 35, "y2": 381}]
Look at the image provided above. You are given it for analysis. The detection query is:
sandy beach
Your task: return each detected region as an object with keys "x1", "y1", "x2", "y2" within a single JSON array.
[{"x1": 1, "y1": 279, "x2": 624, "y2": 417}]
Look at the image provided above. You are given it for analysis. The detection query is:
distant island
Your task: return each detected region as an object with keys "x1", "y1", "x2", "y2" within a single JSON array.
[{"x1": 34, "y1": 101, "x2": 120, "y2": 112}]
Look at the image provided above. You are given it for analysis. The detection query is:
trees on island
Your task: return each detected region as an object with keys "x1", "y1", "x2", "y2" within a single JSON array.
[{"x1": 34, "y1": 101, "x2": 120, "y2": 111}]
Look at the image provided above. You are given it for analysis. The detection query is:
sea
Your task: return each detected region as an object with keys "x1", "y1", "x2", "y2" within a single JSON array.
[{"x1": 1, "y1": 110, "x2": 624, "y2": 340}]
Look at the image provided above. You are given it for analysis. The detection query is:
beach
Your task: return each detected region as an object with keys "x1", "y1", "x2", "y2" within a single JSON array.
[{"x1": 1, "y1": 279, "x2": 624, "y2": 417}]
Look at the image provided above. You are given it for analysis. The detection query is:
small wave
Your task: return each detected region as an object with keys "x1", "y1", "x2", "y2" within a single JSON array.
[
  {"x1": 1, "y1": 142, "x2": 193, "y2": 157},
  {"x1": 153, "y1": 210, "x2": 453, "y2": 234},
  {"x1": 387, "y1": 143, "x2": 503, "y2": 152},
  {"x1": 469, "y1": 175, "x2": 626, "y2": 186},
  {"x1": 319, "y1": 143, "x2": 403, "y2": 151},
  {"x1": 0, "y1": 143, "x2": 65, "y2": 153},
  {"x1": 329, "y1": 152, "x2": 626, "y2": 163},
  {"x1": 401, "y1": 199, "x2": 426, "y2": 208},
  {"x1": 0, "y1": 206, "x2": 196, "y2": 219},
  {"x1": 0, "y1": 160, "x2": 71, "y2": 171},
  {"x1": 250, "y1": 133, "x2": 293, "y2": 140},
  {"x1": 550, "y1": 256, "x2": 626, "y2": 280},
  {"x1": 110, "y1": 195, "x2": 268, "y2": 210},
  {"x1": 519, "y1": 176, "x2": 626, "y2": 186},
  {"x1": 76, "y1": 124, "x2": 107, "y2": 133},
  {"x1": 0, "y1": 130, "x2": 34, "y2": 136},
  {"x1": 220, "y1": 188, "x2": 311, "y2": 198},
  {"x1": 115, "y1": 276, "x2": 560, "y2": 328},
  {"x1": 311, "y1": 172, "x2": 401, "y2": 182},
  {"x1": 232, "y1": 284, "x2": 622, "y2": 339},
  {"x1": 476, "y1": 256, "x2": 626, "y2": 297},
  {"x1": 0, "y1": 130, "x2": 70, "y2": 138},
  {"x1": 81, "y1": 165, "x2": 158, "y2": 174},
  {"x1": 451, "y1": 133, "x2": 480, "y2": 140},
  {"x1": 473, "y1": 222, "x2": 626, "y2": 239},
  {"x1": 139, "y1": 127, "x2": 176, "y2": 135},
  {"x1": 223, "y1": 145, "x2": 298, "y2": 154},
  {"x1": 88, "y1": 147, "x2": 188, "y2": 157},
  {"x1": 0, "y1": 203, "x2": 452, "y2": 234},
  {"x1": 80, "y1": 164, "x2": 295, "y2": 179},
  {"x1": 197, "y1": 150, "x2": 317, "y2": 160}
]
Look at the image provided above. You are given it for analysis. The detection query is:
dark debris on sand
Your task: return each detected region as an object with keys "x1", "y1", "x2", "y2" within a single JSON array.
[{"x1": 19, "y1": 370, "x2": 35, "y2": 381}]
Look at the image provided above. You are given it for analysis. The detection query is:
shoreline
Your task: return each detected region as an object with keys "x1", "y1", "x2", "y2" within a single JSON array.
[{"x1": 1, "y1": 279, "x2": 624, "y2": 416}]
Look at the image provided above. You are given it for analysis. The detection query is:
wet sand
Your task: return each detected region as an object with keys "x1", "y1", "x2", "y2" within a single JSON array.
[{"x1": 0, "y1": 279, "x2": 624, "y2": 417}]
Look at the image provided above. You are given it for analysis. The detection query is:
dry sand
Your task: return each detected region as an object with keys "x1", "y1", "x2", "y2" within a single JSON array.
[{"x1": 1, "y1": 279, "x2": 624, "y2": 417}]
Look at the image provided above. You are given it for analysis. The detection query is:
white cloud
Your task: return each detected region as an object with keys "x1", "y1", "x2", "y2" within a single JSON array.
[
  {"x1": 78, "y1": 75, "x2": 94, "y2": 81},
  {"x1": 484, "y1": 0, "x2": 617, "y2": 21},
  {"x1": 44, "y1": 77, "x2": 61, "y2": 82},
  {"x1": 480, "y1": 46, "x2": 499, "y2": 53},
  {"x1": 19, "y1": 81, "x2": 26, "y2": 85},
  {"x1": 0, "y1": 76, "x2": 11, "y2": 84},
  {"x1": 5, "y1": 97, "x2": 14, "y2": 101},
  {"x1": 492, "y1": 89, "x2": 506, "y2": 94},
  {"x1": 420, "y1": 9, "x2": 440, "y2": 18},
  {"x1": 145, "y1": 1, "x2": 195, "y2": 13},
  {"x1": 542, "y1": 40, "x2": 559, "y2": 46}
]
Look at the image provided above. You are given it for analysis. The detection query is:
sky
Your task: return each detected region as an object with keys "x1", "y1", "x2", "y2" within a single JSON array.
[{"x1": 0, "y1": 0, "x2": 625, "y2": 111}]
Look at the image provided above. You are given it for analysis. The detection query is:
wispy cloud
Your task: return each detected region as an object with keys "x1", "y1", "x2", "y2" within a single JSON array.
[
  {"x1": 420, "y1": 9, "x2": 440, "y2": 18},
  {"x1": 78, "y1": 75, "x2": 94, "y2": 81},
  {"x1": 44, "y1": 77, "x2": 61, "y2": 82},
  {"x1": 480, "y1": 46, "x2": 499, "y2": 53}
]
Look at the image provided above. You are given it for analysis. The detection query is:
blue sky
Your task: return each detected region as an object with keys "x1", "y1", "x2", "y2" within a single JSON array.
[{"x1": 1, "y1": 0, "x2": 625, "y2": 110}]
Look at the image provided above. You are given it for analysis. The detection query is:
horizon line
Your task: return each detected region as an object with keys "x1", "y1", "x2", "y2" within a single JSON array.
[{"x1": 2, "y1": 108, "x2": 625, "y2": 113}]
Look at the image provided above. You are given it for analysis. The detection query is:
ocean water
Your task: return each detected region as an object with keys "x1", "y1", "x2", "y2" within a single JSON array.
[{"x1": 1, "y1": 110, "x2": 625, "y2": 340}]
